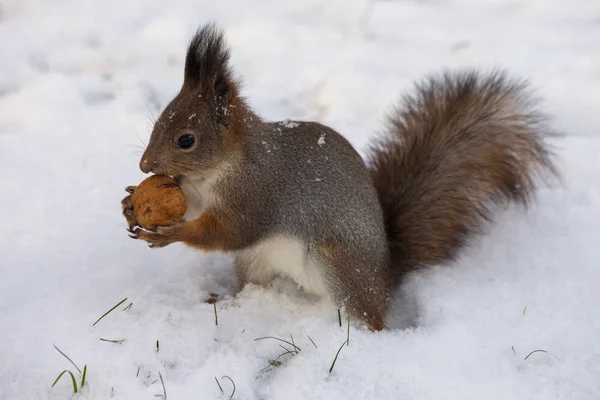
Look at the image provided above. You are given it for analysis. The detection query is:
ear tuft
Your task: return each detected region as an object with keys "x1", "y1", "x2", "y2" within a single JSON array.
[{"x1": 184, "y1": 23, "x2": 235, "y2": 98}]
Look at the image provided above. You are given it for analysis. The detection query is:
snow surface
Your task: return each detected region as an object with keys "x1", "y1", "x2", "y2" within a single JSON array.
[{"x1": 1, "y1": 0, "x2": 600, "y2": 399}]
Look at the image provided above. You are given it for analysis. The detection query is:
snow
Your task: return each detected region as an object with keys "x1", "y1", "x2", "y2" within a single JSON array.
[
  {"x1": 280, "y1": 120, "x2": 300, "y2": 129},
  {"x1": 1, "y1": 0, "x2": 600, "y2": 399},
  {"x1": 318, "y1": 134, "x2": 326, "y2": 147}
]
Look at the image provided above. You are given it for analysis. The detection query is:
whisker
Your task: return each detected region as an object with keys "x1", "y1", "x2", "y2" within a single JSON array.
[
  {"x1": 121, "y1": 144, "x2": 146, "y2": 151},
  {"x1": 176, "y1": 170, "x2": 204, "y2": 200},
  {"x1": 164, "y1": 161, "x2": 230, "y2": 202},
  {"x1": 144, "y1": 103, "x2": 157, "y2": 124},
  {"x1": 165, "y1": 159, "x2": 239, "y2": 192},
  {"x1": 134, "y1": 131, "x2": 148, "y2": 148},
  {"x1": 131, "y1": 123, "x2": 148, "y2": 148}
]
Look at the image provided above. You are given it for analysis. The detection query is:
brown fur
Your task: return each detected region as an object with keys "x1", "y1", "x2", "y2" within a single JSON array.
[
  {"x1": 368, "y1": 70, "x2": 557, "y2": 283},
  {"x1": 127, "y1": 208, "x2": 244, "y2": 252},
  {"x1": 184, "y1": 211, "x2": 238, "y2": 252},
  {"x1": 316, "y1": 241, "x2": 387, "y2": 330}
]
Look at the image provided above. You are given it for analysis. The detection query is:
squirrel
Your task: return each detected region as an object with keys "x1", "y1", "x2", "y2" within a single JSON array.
[{"x1": 121, "y1": 23, "x2": 556, "y2": 331}]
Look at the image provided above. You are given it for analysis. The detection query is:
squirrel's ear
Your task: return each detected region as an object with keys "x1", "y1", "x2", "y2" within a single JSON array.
[{"x1": 184, "y1": 23, "x2": 236, "y2": 102}]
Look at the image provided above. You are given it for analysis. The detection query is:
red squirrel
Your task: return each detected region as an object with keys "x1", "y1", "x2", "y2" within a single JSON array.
[{"x1": 121, "y1": 23, "x2": 556, "y2": 331}]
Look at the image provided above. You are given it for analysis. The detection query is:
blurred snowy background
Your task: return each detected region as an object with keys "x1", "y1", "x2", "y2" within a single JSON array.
[{"x1": 1, "y1": 0, "x2": 599, "y2": 399}]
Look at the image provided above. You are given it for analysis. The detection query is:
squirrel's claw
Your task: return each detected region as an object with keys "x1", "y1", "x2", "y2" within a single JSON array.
[
  {"x1": 128, "y1": 227, "x2": 176, "y2": 248},
  {"x1": 122, "y1": 208, "x2": 137, "y2": 231},
  {"x1": 121, "y1": 191, "x2": 139, "y2": 231},
  {"x1": 125, "y1": 186, "x2": 137, "y2": 194}
]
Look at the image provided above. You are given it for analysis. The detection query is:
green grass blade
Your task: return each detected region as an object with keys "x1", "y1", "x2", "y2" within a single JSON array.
[
  {"x1": 81, "y1": 365, "x2": 87, "y2": 388},
  {"x1": 92, "y1": 297, "x2": 128, "y2": 326},
  {"x1": 337, "y1": 309, "x2": 342, "y2": 327},
  {"x1": 51, "y1": 370, "x2": 67, "y2": 388},
  {"x1": 51, "y1": 370, "x2": 78, "y2": 393},
  {"x1": 214, "y1": 302, "x2": 218, "y2": 326},
  {"x1": 99, "y1": 338, "x2": 126, "y2": 344},
  {"x1": 69, "y1": 371, "x2": 78, "y2": 393},
  {"x1": 347, "y1": 313, "x2": 350, "y2": 346}
]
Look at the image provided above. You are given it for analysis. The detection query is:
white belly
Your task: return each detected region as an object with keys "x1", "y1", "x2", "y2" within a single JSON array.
[{"x1": 238, "y1": 236, "x2": 330, "y2": 297}]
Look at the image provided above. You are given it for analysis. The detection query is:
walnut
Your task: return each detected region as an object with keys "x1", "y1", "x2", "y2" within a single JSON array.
[{"x1": 131, "y1": 175, "x2": 186, "y2": 230}]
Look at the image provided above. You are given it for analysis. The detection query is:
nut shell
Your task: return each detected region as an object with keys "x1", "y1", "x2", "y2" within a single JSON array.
[{"x1": 131, "y1": 175, "x2": 186, "y2": 230}]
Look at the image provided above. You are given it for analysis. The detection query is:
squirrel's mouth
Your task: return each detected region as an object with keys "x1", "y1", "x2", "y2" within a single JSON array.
[{"x1": 172, "y1": 175, "x2": 184, "y2": 185}]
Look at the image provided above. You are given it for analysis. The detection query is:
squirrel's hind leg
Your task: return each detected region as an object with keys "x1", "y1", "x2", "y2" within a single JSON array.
[{"x1": 313, "y1": 242, "x2": 389, "y2": 331}]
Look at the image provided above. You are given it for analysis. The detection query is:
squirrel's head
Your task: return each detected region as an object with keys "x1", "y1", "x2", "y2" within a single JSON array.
[{"x1": 140, "y1": 24, "x2": 246, "y2": 180}]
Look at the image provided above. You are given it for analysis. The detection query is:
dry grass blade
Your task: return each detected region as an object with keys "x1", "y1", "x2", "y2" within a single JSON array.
[
  {"x1": 221, "y1": 375, "x2": 236, "y2": 399},
  {"x1": 524, "y1": 349, "x2": 548, "y2": 360},
  {"x1": 254, "y1": 336, "x2": 301, "y2": 352},
  {"x1": 53, "y1": 344, "x2": 81, "y2": 374},
  {"x1": 329, "y1": 339, "x2": 349, "y2": 374},
  {"x1": 290, "y1": 335, "x2": 298, "y2": 354},
  {"x1": 214, "y1": 376, "x2": 224, "y2": 394},
  {"x1": 159, "y1": 372, "x2": 167, "y2": 399}
]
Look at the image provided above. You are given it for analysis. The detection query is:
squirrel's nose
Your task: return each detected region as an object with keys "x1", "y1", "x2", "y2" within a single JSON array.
[{"x1": 140, "y1": 157, "x2": 154, "y2": 174}]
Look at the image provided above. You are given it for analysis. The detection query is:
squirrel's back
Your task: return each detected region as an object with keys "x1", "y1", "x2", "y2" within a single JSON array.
[
  {"x1": 368, "y1": 70, "x2": 557, "y2": 282},
  {"x1": 237, "y1": 118, "x2": 385, "y2": 243}
]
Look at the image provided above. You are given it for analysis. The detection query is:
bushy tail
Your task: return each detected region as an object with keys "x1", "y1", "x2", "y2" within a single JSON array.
[{"x1": 368, "y1": 70, "x2": 558, "y2": 282}]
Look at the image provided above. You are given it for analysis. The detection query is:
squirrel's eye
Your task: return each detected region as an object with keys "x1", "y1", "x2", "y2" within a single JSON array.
[{"x1": 177, "y1": 134, "x2": 195, "y2": 150}]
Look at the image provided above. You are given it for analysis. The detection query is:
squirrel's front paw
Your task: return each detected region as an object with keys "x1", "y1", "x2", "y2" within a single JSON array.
[
  {"x1": 128, "y1": 227, "x2": 176, "y2": 248},
  {"x1": 121, "y1": 186, "x2": 138, "y2": 231},
  {"x1": 127, "y1": 222, "x2": 188, "y2": 248}
]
